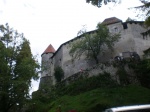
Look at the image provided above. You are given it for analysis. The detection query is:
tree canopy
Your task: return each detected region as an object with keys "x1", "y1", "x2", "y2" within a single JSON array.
[
  {"x1": 69, "y1": 23, "x2": 120, "y2": 64},
  {"x1": 0, "y1": 23, "x2": 39, "y2": 112}
]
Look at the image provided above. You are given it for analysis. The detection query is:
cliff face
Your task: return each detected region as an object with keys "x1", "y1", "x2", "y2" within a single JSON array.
[{"x1": 40, "y1": 18, "x2": 150, "y2": 87}]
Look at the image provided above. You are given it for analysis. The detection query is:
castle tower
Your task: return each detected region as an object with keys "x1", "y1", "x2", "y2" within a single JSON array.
[{"x1": 39, "y1": 44, "x2": 55, "y2": 89}]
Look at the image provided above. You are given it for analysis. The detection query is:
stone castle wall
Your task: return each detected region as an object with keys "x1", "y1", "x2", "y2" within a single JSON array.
[
  {"x1": 40, "y1": 20, "x2": 150, "y2": 87},
  {"x1": 41, "y1": 53, "x2": 53, "y2": 77}
]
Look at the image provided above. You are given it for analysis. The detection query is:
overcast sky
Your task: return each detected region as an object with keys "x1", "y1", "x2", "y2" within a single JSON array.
[{"x1": 0, "y1": 0, "x2": 143, "y2": 93}]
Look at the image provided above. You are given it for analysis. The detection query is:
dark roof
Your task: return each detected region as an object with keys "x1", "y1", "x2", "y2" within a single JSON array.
[
  {"x1": 125, "y1": 21, "x2": 144, "y2": 24},
  {"x1": 42, "y1": 44, "x2": 55, "y2": 55},
  {"x1": 102, "y1": 17, "x2": 122, "y2": 25}
]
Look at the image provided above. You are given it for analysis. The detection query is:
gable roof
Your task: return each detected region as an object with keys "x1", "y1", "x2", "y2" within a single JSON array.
[
  {"x1": 102, "y1": 17, "x2": 122, "y2": 25},
  {"x1": 42, "y1": 44, "x2": 55, "y2": 55}
]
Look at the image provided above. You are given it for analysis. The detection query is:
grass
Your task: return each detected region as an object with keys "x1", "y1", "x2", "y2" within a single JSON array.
[{"x1": 48, "y1": 85, "x2": 150, "y2": 112}]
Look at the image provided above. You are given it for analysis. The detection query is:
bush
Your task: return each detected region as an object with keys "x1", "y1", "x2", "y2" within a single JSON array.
[
  {"x1": 55, "y1": 72, "x2": 118, "y2": 96},
  {"x1": 54, "y1": 66, "x2": 64, "y2": 83},
  {"x1": 116, "y1": 67, "x2": 130, "y2": 86},
  {"x1": 134, "y1": 59, "x2": 150, "y2": 88}
]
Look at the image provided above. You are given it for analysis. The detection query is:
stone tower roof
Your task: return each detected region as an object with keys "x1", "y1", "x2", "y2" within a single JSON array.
[
  {"x1": 102, "y1": 17, "x2": 122, "y2": 25},
  {"x1": 42, "y1": 44, "x2": 55, "y2": 55}
]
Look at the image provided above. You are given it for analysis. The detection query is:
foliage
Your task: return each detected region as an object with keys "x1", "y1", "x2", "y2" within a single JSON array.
[
  {"x1": 145, "y1": 16, "x2": 150, "y2": 26},
  {"x1": 69, "y1": 23, "x2": 120, "y2": 64},
  {"x1": 86, "y1": 0, "x2": 120, "y2": 7},
  {"x1": 30, "y1": 67, "x2": 150, "y2": 112},
  {"x1": 143, "y1": 47, "x2": 150, "y2": 69},
  {"x1": 114, "y1": 53, "x2": 150, "y2": 88},
  {"x1": 133, "y1": 59, "x2": 150, "y2": 88},
  {"x1": 133, "y1": 0, "x2": 150, "y2": 26},
  {"x1": 23, "y1": 98, "x2": 51, "y2": 112},
  {"x1": 54, "y1": 66, "x2": 64, "y2": 83},
  {"x1": 55, "y1": 72, "x2": 118, "y2": 96},
  {"x1": 48, "y1": 85, "x2": 150, "y2": 112},
  {"x1": 33, "y1": 84, "x2": 57, "y2": 104},
  {"x1": 0, "y1": 23, "x2": 39, "y2": 112},
  {"x1": 30, "y1": 72, "x2": 118, "y2": 112},
  {"x1": 86, "y1": 0, "x2": 150, "y2": 27},
  {"x1": 28, "y1": 84, "x2": 60, "y2": 112},
  {"x1": 116, "y1": 67, "x2": 130, "y2": 85}
]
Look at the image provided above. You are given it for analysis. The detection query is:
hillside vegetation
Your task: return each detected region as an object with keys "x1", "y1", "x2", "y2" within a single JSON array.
[
  {"x1": 29, "y1": 63, "x2": 150, "y2": 112},
  {"x1": 48, "y1": 85, "x2": 150, "y2": 112},
  {"x1": 25, "y1": 59, "x2": 150, "y2": 112}
]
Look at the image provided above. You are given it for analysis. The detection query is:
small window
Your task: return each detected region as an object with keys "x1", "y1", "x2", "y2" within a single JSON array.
[
  {"x1": 114, "y1": 27, "x2": 118, "y2": 32},
  {"x1": 111, "y1": 26, "x2": 118, "y2": 33}
]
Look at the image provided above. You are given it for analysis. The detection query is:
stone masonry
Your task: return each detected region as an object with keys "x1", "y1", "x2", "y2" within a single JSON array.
[{"x1": 39, "y1": 17, "x2": 150, "y2": 88}]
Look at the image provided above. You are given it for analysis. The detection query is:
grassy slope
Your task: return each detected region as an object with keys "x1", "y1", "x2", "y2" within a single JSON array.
[{"x1": 48, "y1": 85, "x2": 150, "y2": 112}]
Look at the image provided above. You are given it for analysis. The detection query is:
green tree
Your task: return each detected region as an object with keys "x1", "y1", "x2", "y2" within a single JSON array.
[
  {"x1": 69, "y1": 23, "x2": 120, "y2": 64},
  {"x1": 0, "y1": 23, "x2": 39, "y2": 112},
  {"x1": 54, "y1": 66, "x2": 64, "y2": 83}
]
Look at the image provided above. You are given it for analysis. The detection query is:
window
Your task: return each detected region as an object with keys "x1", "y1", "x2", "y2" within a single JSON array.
[
  {"x1": 114, "y1": 27, "x2": 118, "y2": 32},
  {"x1": 111, "y1": 26, "x2": 118, "y2": 33}
]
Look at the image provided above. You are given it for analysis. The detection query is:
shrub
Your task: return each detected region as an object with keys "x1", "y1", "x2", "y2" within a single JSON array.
[
  {"x1": 116, "y1": 67, "x2": 129, "y2": 86},
  {"x1": 54, "y1": 66, "x2": 64, "y2": 83},
  {"x1": 55, "y1": 72, "x2": 118, "y2": 96},
  {"x1": 134, "y1": 59, "x2": 150, "y2": 88}
]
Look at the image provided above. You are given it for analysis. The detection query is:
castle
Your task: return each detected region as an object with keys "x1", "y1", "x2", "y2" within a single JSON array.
[{"x1": 39, "y1": 17, "x2": 150, "y2": 88}]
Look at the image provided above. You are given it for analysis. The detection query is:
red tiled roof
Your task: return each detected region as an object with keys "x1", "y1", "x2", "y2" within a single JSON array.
[
  {"x1": 42, "y1": 44, "x2": 55, "y2": 55},
  {"x1": 102, "y1": 17, "x2": 122, "y2": 25}
]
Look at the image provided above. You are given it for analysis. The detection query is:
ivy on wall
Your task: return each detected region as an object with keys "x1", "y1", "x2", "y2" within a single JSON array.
[{"x1": 54, "y1": 66, "x2": 64, "y2": 83}]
